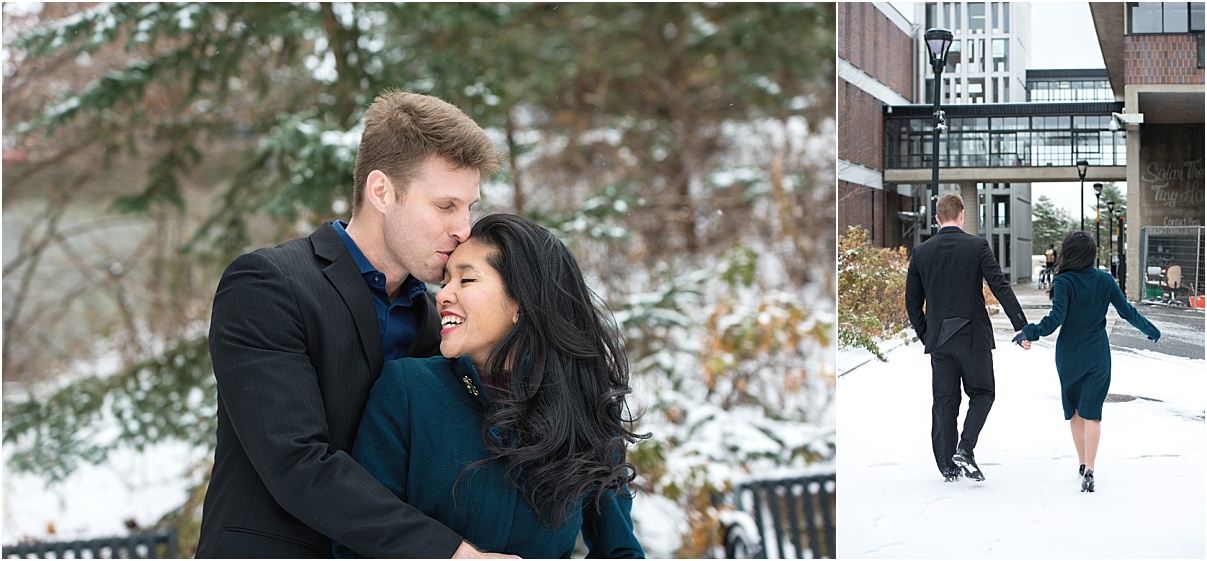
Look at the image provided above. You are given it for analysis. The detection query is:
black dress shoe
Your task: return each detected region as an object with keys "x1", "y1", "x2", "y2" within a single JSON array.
[
  {"x1": 952, "y1": 448, "x2": 985, "y2": 481},
  {"x1": 1081, "y1": 469, "x2": 1095, "y2": 493}
]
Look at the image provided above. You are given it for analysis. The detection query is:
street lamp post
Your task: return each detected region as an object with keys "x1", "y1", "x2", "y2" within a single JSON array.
[
  {"x1": 1116, "y1": 209, "x2": 1126, "y2": 293},
  {"x1": 1106, "y1": 200, "x2": 1115, "y2": 276},
  {"x1": 1077, "y1": 160, "x2": 1089, "y2": 231},
  {"x1": 1093, "y1": 183, "x2": 1103, "y2": 267},
  {"x1": 925, "y1": 28, "x2": 954, "y2": 235}
]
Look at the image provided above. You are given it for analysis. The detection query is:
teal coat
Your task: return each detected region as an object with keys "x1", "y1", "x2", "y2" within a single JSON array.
[
  {"x1": 1022, "y1": 268, "x2": 1160, "y2": 420},
  {"x1": 333, "y1": 356, "x2": 644, "y2": 558}
]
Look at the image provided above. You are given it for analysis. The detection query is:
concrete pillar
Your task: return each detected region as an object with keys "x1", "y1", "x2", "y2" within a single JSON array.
[
  {"x1": 961, "y1": 183, "x2": 980, "y2": 235},
  {"x1": 1124, "y1": 86, "x2": 1142, "y2": 301}
]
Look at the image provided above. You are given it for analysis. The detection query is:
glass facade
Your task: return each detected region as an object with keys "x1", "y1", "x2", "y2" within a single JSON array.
[
  {"x1": 1027, "y1": 80, "x2": 1115, "y2": 102},
  {"x1": 1128, "y1": 2, "x2": 1206, "y2": 33},
  {"x1": 1026, "y1": 70, "x2": 1115, "y2": 102},
  {"x1": 884, "y1": 104, "x2": 1127, "y2": 169}
]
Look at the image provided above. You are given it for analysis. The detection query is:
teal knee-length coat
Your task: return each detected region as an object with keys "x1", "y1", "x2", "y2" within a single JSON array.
[
  {"x1": 333, "y1": 355, "x2": 644, "y2": 558},
  {"x1": 1021, "y1": 268, "x2": 1161, "y2": 420}
]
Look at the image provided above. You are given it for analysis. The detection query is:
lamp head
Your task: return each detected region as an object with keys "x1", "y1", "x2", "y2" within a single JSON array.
[
  {"x1": 1094, "y1": 182, "x2": 1104, "y2": 195},
  {"x1": 1107, "y1": 200, "x2": 1115, "y2": 212},
  {"x1": 1077, "y1": 160, "x2": 1089, "y2": 180},
  {"x1": 924, "y1": 28, "x2": 954, "y2": 70}
]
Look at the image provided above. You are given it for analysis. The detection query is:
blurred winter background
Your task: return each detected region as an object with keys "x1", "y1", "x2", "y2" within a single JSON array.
[{"x1": 2, "y1": 3, "x2": 836, "y2": 557}]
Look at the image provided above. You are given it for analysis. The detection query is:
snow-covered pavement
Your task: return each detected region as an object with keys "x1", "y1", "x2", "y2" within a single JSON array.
[{"x1": 837, "y1": 295, "x2": 1206, "y2": 558}]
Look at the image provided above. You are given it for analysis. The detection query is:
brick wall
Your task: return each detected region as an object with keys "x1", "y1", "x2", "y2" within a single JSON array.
[
  {"x1": 837, "y1": 2, "x2": 916, "y2": 98},
  {"x1": 838, "y1": 180, "x2": 916, "y2": 251},
  {"x1": 838, "y1": 81, "x2": 884, "y2": 169},
  {"x1": 837, "y1": 2, "x2": 919, "y2": 251},
  {"x1": 1124, "y1": 34, "x2": 1205, "y2": 85}
]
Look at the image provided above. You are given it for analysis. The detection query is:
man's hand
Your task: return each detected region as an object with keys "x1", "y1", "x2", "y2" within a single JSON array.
[
  {"x1": 1011, "y1": 331, "x2": 1031, "y2": 350},
  {"x1": 452, "y1": 541, "x2": 521, "y2": 559}
]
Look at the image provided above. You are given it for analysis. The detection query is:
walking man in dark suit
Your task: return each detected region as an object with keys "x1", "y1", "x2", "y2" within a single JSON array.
[
  {"x1": 905, "y1": 192, "x2": 1030, "y2": 482},
  {"x1": 197, "y1": 90, "x2": 515, "y2": 558}
]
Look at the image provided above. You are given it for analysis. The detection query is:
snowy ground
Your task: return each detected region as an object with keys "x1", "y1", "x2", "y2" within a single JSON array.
[
  {"x1": 837, "y1": 332, "x2": 1206, "y2": 558},
  {"x1": 2, "y1": 441, "x2": 209, "y2": 543}
]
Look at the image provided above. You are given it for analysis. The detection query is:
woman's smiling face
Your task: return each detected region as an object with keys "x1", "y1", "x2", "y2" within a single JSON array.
[{"x1": 436, "y1": 239, "x2": 519, "y2": 370}]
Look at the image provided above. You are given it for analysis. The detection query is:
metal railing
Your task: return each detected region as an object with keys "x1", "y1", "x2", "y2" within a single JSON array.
[
  {"x1": 2, "y1": 529, "x2": 177, "y2": 559},
  {"x1": 719, "y1": 473, "x2": 836, "y2": 559}
]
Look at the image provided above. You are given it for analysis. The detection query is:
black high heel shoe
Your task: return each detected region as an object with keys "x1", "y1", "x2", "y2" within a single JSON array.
[
  {"x1": 1079, "y1": 464, "x2": 1085, "y2": 476},
  {"x1": 1081, "y1": 469, "x2": 1095, "y2": 493}
]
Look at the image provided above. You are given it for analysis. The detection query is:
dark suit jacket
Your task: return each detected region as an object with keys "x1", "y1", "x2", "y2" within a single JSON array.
[
  {"x1": 904, "y1": 227, "x2": 1027, "y2": 353},
  {"x1": 196, "y1": 223, "x2": 462, "y2": 558}
]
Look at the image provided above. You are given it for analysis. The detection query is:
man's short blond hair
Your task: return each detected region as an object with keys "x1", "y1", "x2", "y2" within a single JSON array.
[
  {"x1": 935, "y1": 193, "x2": 964, "y2": 223},
  {"x1": 351, "y1": 90, "x2": 501, "y2": 215}
]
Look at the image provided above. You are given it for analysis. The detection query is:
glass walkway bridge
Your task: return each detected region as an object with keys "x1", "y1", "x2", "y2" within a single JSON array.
[{"x1": 882, "y1": 101, "x2": 1127, "y2": 183}]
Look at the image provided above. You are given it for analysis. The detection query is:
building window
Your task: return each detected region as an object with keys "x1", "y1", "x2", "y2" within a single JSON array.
[
  {"x1": 1131, "y1": 3, "x2": 1166, "y2": 32},
  {"x1": 1128, "y1": 2, "x2": 1205, "y2": 34},
  {"x1": 926, "y1": 2, "x2": 938, "y2": 29},
  {"x1": 969, "y1": 78, "x2": 986, "y2": 103},
  {"x1": 946, "y1": 41, "x2": 962, "y2": 73},
  {"x1": 993, "y1": 195, "x2": 1010, "y2": 228},
  {"x1": 1166, "y1": 2, "x2": 1190, "y2": 31},
  {"x1": 970, "y1": 2, "x2": 986, "y2": 33},
  {"x1": 1026, "y1": 78, "x2": 1114, "y2": 102},
  {"x1": 992, "y1": 38, "x2": 1009, "y2": 71}
]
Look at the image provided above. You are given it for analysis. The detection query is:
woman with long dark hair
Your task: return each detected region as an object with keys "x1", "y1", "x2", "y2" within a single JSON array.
[
  {"x1": 1013, "y1": 230, "x2": 1160, "y2": 493},
  {"x1": 334, "y1": 213, "x2": 647, "y2": 558}
]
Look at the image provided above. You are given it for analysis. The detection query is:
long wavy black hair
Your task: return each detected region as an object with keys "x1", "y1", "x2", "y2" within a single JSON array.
[
  {"x1": 1048, "y1": 230, "x2": 1096, "y2": 300},
  {"x1": 461, "y1": 213, "x2": 648, "y2": 527}
]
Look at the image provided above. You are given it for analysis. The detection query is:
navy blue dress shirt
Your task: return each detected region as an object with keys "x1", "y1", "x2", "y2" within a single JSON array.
[{"x1": 332, "y1": 221, "x2": 428, "y2": 362}]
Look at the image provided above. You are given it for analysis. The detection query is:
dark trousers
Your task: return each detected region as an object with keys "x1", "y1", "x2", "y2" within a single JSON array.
[{"x1": 929, "y1": 332, "x2": 995, "y2": 475}]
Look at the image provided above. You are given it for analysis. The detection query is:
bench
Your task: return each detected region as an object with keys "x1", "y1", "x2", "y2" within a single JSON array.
[
  {"x1": 719, "y1": 472, "x2": 836, "y2": 559},
  {"x1": 2, "y1": 529, "x2": 177, "y2": 559}
]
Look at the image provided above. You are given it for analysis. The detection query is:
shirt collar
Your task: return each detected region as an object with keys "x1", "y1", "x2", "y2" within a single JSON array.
[
  {"x1": 331, "y1": 220, "x2": 375, "y2": 274},
  {"x1": 400, "y1": 276, "x2": 428, "y2": 303},
  {"x1": 332, "y1": 221, "x2": 429, "y2": 303}
]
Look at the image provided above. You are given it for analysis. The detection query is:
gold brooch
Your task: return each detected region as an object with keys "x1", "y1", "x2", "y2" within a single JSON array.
[{"x1": 462, "y1": 376, "x2": 479, "y2": 396}]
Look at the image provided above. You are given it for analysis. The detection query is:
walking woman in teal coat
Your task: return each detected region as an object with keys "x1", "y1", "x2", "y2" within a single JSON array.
[
  {"x1": 1014, "y1": 231, "x2": 1160, "y2": 494},
  {"x1": 334, "y1": 214, "x2": 648, "y2": 558}
]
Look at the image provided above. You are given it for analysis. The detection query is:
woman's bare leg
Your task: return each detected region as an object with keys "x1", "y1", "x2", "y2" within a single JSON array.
[
  {"x1": 1084, "y1": 419, "x2": 1101, "y2": 472},
  {"x1": 1070, "y1": 412, "x2": 1087, "y2": 467}
]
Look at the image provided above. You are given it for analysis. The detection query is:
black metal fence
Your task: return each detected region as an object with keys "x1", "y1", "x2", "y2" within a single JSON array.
[
  {"x1": 2, "y1": 529, "x2": 177, "y2": 559},
  {"x1": 719, "y1": 472, "x2": 836, "y2": 559}
]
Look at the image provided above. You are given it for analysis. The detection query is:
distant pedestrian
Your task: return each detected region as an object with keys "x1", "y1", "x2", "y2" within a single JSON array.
[
  {"x1": 905, "y1": 192, "x2": 1030, "y2": 483},
  {"x1": 1041, "y1": 244, "x2": 1057, "y2": 288},
  {"x1": 1014, "y1": 230, "x2": 1160, "y2": 493}
]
